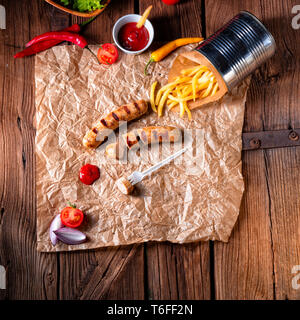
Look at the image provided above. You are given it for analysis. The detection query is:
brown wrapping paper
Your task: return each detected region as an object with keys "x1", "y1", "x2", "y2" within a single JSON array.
[{"x1": 35, "y1": 45, "x2": 250, "y2": 252}]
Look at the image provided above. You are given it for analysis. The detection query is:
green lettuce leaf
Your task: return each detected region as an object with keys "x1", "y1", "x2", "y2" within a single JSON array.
[{"x1": 60, "y1": 0, "x2": 104, "y2": 12}]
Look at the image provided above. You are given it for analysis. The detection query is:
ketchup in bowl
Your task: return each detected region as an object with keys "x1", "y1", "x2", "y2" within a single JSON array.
[{"x1": 118, "y1": 22, "x2": 149, "y2": 51}]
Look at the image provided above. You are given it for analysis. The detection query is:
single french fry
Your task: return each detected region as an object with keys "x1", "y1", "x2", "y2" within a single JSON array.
[
  {"x1": 136, "y1": 5, "x2": 153, "y2": 28},
  {"x1": 158, "y1": 88, "x2": 172, "y2": 116},
  {"x1": 180, "y1": 65, "x2": 207, "y2": 77},
  {"x1": 201, "y1": 78, "x2": 214, "y2": 98},
  {"x1": 178, "y1": 101, "x2": 185, "y2": 118},
  {"x1": 183, "y1": 101, "x2": 192, "y2": 120},
  {"x1": 177, "y1": 90, "x2": 185, "y2": 118},
  {"x1": 171, "y1": 95, "x2": 201, "y2": 102},
  {"x1": 210, "y1": 82, "x2": 219, "y2": 97},
  {"x1": 150, "y1": 81, "x2": 158, "y2": 112},
  {"x1": 168, "y1": 101, "x2": 178, "y2": 110},
  {"x1": 192, "y1": 69, "x2": 207, "y2": 101}
]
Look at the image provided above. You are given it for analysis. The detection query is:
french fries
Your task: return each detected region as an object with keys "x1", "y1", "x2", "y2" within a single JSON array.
[
  {"x1": 136, "y1": 5, "x2": 153, "y2": 28},
  {"x1": 150, "y1": 65, "x2": 219, "y2": 119}
]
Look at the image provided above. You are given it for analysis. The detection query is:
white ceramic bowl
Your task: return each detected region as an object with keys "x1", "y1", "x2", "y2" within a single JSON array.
[{"x1": 112, "y1": 14, "x2": 154, "y2": 55}]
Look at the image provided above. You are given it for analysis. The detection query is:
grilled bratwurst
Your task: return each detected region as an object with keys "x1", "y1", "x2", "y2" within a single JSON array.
[
  {"x1": 122, "y1": 126, "x2": 181, "y2": 150},
  {"x1": 83, "y1": 100, "x2": 148, "y2": 149}
]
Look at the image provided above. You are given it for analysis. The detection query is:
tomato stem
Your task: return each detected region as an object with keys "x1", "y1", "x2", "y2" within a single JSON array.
[{"x1": 67, "y1": 201, "x2": 76, "y2": 209}]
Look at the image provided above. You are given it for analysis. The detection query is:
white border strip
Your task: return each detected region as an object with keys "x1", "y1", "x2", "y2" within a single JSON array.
[
  {"x1": 0, "y1": 5, "x2": 6, "y2": 30},
  {"x1": 0, "y1": 265, "x2": 6, "y2": 289}
]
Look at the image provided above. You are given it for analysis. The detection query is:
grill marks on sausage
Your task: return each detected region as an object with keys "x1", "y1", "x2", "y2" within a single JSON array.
[
  {"x1": 136, "y1": 129, "x2": 171, "y2": 145},
  {"x1": 112, "y1": 112, "x2": 119, "y2": 121},
  {"x1": 100, "y1": 102, "x2": 144, "y2": 130},
  {"x1": 92, "y1": 128, "x2": 98, "y2": 134},
  {"x1": 100, "y1": 119, "x2": 108, "y2": 127},
  {"x1": 123, "y1": 105, "x2": 131, "y2": 115},
  {"x1": 133, "y1": 102, "x2": 140, "y2": 113}
]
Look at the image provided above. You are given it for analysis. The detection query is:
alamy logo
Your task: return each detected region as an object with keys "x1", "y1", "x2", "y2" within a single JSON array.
[
  {"x1": 291, "y1": 265, "x2": 300, "y2": 290},
  {"x1": 0, "y1": 265, "x2": 5, "y2": 289},
  {"x1": 0, "y1": 5, "x2": 5, "y2": 29},
  {"x1": 292, "y1": 5, "x2": 300, "y2": 30}
]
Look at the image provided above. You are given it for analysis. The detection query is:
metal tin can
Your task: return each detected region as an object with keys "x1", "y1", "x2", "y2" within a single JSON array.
[{"x1": 196, "y1": 11, "x2": 276, "y2": 91}]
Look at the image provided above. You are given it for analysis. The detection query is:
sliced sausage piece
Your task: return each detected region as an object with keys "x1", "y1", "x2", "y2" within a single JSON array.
[
  {"x1": 83, "y1": 100, "x2": 148, "y2": 149},
  {"x1": 116, "y1": 177, "x2": 134, "y2": 195},
  {"x1": 105, "y1": 142, "x2": 125, "y2": 160},
  {"x1": 122, "y1": 126, "x2": 181, "y2": 150}
]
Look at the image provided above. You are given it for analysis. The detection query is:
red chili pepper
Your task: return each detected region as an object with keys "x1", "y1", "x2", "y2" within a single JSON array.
[
  {"x1": 14, "y1": 17, "x2": 97, "y2": 59},
  {"x1": 23, "y1": 31, "x2": 88, "y2": 49},
  {"x1": 25, "y1": 24, "x2": 81, "y2": 48},
  {"x1": 14, "y1": 24, "x2": 81, "y2": 58}
]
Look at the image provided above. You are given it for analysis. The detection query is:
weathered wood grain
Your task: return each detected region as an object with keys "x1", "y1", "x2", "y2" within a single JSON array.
[
  {"x1": 256, "y1": 0, "x2": 300, "y2": 299},
  {"x1": 206, "y1": 0, "x2": 300, "y2": 299},
  {"x1": 59, "y1": 244, "x2": 144, "y2": 300},
  {"x1": 0, "y1": 0, "x2": 58, "y2": 299},
  {"x1": 264, "y1": 147, "x2": 300, "y2": 299},
  {"x1": 146, "y1": 242, "x2": 211, "y2": 300},
  {"x1": 140, "y1": 0, "x2": 211, "y2": 300},
  {"x1": 214, "y1": 151, "x2": 275, "y2": 299}
]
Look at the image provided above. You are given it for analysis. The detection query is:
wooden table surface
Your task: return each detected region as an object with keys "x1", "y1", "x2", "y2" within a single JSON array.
[{"x1": 0, "y1": 0, "x2": 300, "y2": 300}]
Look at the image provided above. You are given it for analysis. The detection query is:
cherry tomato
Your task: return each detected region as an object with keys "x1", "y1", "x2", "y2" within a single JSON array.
[
  {"x1": 162, "y1": 0, "x2": 180, "y2": 4},
  {"x1": 97, "y1": 43, "x2": 119, "y2": 65},
  {"x1": 61, "y1": 205, "x2": 84, "y2": 228},
  {"x1": 79, "y1": 164, "x2": 100, "y2": 185}
]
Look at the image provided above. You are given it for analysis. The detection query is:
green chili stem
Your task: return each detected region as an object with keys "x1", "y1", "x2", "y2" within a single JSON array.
[
  {"x1": 79, "y1": 16, "x2": 97, "y2": 28},
  {"x1": 86, "y1": 46, "x2": 100, "y2": 65},
  {"x1": 144, "y1": 57, "x2": 154, "y2": 76}
]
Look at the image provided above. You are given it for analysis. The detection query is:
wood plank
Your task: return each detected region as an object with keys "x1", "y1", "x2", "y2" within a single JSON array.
[
  {"x1": 147, "y1": 242, "x2": 211, "y2": 299},
  {"x1": 0, "y1": 0, "x2": 59, "y2": 299},
  {"x1": 55, "y1": 0, "x2": 145, "y2": 300},
  {"x1": 264, "y1": 147, "x2": 300, "y2": 299},
  {"x1": 59, "y1": 244, "x2": 144, "y2": 300},
  {"x1": 140, "y1": 0, "x2": 211, "y2": 300},
  {"x1": 206, "y1": 0, "x2": 300, "y2": 299},
  {"x1": 254, "y1": 5, "x2": 300, "y2": 297},
  {"x1": 214, "y1": 151, "x2": 275, "y2": 299}
]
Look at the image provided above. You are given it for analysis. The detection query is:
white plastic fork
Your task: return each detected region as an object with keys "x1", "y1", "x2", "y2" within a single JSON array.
[{"x1": 127, "y1": 146, "x2": 189, "y2": 186}]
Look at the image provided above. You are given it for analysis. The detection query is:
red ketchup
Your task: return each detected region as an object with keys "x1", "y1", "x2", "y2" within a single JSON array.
[
  {"x1": 79, "y1": 164, "x2": 100, "y2": 185},
  {"x1": 118, "y1": 22, "x2": 149, "y2": 51}
]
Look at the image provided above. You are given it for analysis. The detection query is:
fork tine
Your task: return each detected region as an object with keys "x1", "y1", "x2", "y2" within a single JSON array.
[{"x1": 127, "y1": 176, "x2": 134, "y2": 184}]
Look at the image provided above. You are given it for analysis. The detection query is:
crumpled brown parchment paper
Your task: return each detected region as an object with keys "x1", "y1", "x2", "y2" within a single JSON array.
[{"x1": 35, "y1": 45, "x2": 250, "y2": 252}]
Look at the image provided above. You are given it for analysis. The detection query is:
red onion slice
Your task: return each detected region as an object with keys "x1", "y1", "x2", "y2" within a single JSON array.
[
  {"x1": 54, "y1": 227, "x2": 87, "y2": 245},
  {"x1": 49, "y1": 214, "x2": 63, "y2": 246}
]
